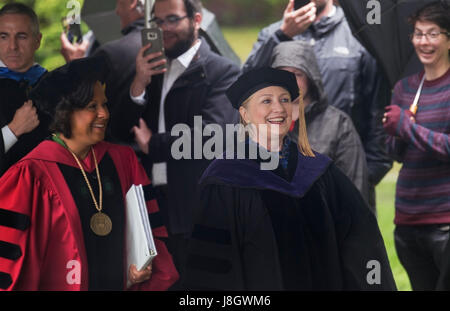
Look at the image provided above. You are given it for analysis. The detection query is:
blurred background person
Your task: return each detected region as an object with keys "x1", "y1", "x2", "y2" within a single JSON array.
[
  {"x1": 118, "y1": 0, "x2": 239, "y2": 289},
  {"x1": 383, "y1": 1, "x2": 450, "y2": 291}
]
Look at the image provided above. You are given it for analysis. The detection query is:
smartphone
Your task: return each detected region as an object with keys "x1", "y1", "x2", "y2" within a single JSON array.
[
  {"x1": 141, "y1": 27, "x2": 167, "y2": 71},
  {"x1": 294, "y1": 0, "x2": 311, "y2": 10},
  {"x1": 61, "y1": 17, "x2": 83, "y2": 44}
]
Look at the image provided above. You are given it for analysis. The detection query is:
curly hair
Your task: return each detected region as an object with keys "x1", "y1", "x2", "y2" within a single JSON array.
[{"x1": 49, "y1": 79, "x2": 97, "y2": 139}]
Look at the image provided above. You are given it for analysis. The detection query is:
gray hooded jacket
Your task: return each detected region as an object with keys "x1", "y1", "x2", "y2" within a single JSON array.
[{"x1": 272, "y1": 41, "x2": 370, "y2": 207}]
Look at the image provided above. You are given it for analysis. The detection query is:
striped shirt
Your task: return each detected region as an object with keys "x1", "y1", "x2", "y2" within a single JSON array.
[{"x1": 386, "y1": 68, "x2": 450, "y2": 225}]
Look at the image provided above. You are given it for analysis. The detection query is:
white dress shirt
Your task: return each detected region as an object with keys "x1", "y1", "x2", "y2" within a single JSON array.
[{"x1": 131, "y1": 40, "x2": 202, "y2": 185}]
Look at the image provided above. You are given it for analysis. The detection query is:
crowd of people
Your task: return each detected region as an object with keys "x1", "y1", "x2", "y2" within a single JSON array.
[{"x1": 0, "y1": 0, "x2": 448, "y2": 291}]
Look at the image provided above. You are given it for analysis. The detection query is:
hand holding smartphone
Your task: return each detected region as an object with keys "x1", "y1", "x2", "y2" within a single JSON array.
[
  {"x1": 294, "y1": 0, "x2": 311, "y2": 10},
  {"x1": 141, "y1": 27, "x2": 167, "y2": 71},
  {"x1": 61, "y1": 17, "x2": 83, "y2": 44}
]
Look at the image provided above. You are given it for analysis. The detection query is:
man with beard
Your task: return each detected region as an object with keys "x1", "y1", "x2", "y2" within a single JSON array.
[
  {"x1": 0, "y1": 3, "x2": 48, "y2": 176},
  {"x1": 111, "y1": 0, "x2": 239, "y2": 288},
  {"x1": 243, "y1": 0, "x2": 392, "y2": 213}
]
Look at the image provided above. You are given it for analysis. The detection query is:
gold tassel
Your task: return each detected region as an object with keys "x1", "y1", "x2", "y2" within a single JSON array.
[{"x1": 297, "y1": 88, "x2": 315, "y2": 157}]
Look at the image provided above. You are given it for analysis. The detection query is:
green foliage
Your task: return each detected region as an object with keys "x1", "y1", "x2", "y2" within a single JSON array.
[{"x1": 0, "y1": 0, "x2": 86, "y2": 70}]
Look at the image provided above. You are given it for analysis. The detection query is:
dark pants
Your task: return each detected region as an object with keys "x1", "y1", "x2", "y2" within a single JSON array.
[
  {"x1": 394, "y1": 224, "x2": 450, "y2": 291},
  {"x1": 154, "y1": 185, "x2": 189, "y2": 290}
]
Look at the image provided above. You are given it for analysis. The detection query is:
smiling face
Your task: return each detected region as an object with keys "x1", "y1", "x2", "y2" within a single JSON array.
[
  {"x1": 70, "y1": 81, "x2": 109, "y2": 148},
  {"x1": 239, "y1": 86, "x2": 293, "y2": 150},
  {"x1": 412, "y1": 20, "x2": 450, "y2": 70},
  {"x1": 0, "y1": 13, "x2": 41, "y2": 72},
  {"x1": 154, "y1": 0, "x2": 201, "y2": 59}
]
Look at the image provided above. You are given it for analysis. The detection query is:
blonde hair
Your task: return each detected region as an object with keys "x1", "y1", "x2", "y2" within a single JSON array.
[
  {"x1": 297, "y1": 88, "x2": 315, "y2": 157},
  {"x1": 239, "y1": 88, "x2": 315, "y2": 157}
]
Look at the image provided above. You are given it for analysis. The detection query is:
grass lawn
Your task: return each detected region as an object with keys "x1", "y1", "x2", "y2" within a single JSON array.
[{"x1": 223, "y1": 26, "x2": 412, "y2": 291}]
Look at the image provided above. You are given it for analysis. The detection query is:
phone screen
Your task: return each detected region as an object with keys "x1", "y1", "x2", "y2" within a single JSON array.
[
  {"x1": 294, "y1": 0, "x2": 311, "y2": 10},
  {"x1": 61, "y1": 17, "x2": 83, "y2": 44}
]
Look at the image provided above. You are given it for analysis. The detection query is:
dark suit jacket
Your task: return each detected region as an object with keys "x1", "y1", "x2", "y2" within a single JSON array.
[
  {"x1": 110, "y1": 39, "x2": 240, "y2": 235},
  {"x1": 93, "y1": 19, "x2": 144, "y2": 129}
]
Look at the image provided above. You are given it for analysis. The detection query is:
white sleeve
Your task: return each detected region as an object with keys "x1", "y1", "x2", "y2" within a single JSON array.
[
  {"x1": 130, "y1": 89, "x2": 147, "y2": 106},
  {"x1": 1, "y1": 125, "x2": 18, "y2": 153}
]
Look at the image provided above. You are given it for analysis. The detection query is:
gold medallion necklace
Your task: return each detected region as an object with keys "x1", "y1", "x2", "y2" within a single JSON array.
[{"x1": 67, "y1": 145, "x2": 112, "y2": 236}]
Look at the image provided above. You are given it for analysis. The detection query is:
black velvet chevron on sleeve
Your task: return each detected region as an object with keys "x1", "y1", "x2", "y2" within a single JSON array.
[
  {"x1": 0, "y1": 272, "x2": 12, "y2": 290},
  {"x1": 0, "y1": 208, "x2": 31, "y2": 231},
  {"x1": 148, "y1": 210, "x2": 164, "y2": 229},
  {"x1": 0, "y1": 241, "x2": 22, "y2": 260},
  {"x1": 142, "y1": 184, "x2": 158, "y2": 201}
]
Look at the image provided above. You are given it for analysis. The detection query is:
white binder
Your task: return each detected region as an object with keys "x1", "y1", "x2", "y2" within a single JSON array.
[{"x1": 125, "y1": 184, "x2": 158, "y2": 288}]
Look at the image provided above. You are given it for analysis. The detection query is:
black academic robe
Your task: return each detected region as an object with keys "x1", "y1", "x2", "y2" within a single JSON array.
[
  {"x1": 0, "y1": 78, "x2": 51, "y2": 175},
  {"x1": 185, "y1": 141, "x2": 396, "y2": 290}
]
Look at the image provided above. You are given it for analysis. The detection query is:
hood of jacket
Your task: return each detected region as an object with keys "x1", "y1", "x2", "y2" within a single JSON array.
[{"x1": 271, "y1": 40, "x2": 328, "y2": 118}]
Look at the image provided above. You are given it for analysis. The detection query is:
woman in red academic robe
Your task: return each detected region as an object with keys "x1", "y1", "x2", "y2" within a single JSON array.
[{"x1": 0, "y1": 55, "x2": 179, "y2": 291}]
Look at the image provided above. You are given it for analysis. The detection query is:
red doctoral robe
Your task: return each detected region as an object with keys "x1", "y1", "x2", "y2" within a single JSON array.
[{"x1": 0, "y1": 140, "x2": 179, "y2": 290}]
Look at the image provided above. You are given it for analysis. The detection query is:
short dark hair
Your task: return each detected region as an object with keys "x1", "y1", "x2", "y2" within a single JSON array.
[
  {"x1": 50, "y1": 79, "x2": 97, "y2": 139},
  {"x1": 0, "y1": 3, "x2": 40, "y2": 37},
  {"x1": 408, "y1": 1, "x2": 450, "y2": 34},
  {"x1": 154, "y1": 0, "x2": 202, "y2": 18},
  {"x1": 183, "y1": 0, "x2": 202, "y2": 18}
]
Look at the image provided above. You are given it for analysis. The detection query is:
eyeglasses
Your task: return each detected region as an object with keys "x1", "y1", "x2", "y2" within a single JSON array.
[
  {"x1": 150, "y1": 15, "x2": 188, "y2": 29},
  {"x1": 410, "y1": 31, "x2": 450, "y2": 42}
]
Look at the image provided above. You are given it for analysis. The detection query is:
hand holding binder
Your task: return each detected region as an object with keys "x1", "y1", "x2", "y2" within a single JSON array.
[{"x1": 125, "y1": 184, "x2": 158, "y2": 288}]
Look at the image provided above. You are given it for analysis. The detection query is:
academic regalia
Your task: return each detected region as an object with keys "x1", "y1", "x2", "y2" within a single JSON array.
[
  {"x1": 185, "y1": 139, "x2": 396, "y2": 290},
  {"x1": 0, "y1": 68, "x2": 49, "y2": 175},
  {"x1": 0, "y1": 140, "x2": 178, "y2": 290}
]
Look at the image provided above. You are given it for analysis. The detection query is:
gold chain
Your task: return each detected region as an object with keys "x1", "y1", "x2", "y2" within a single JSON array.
[{"x1": 68, "y1": 147, "x2": 103, "y2": 213}]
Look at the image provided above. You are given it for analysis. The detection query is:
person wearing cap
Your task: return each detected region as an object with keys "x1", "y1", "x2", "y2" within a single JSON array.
[
  {"x1": 0, "y1": 56, "x2": 178, "y2": 291},
  {"x1": 0, "y1": 3, "x2": 48, "y2": 176},
  {"x1": 184, "y1": 67, "x2": 396, "y2": 291},
  {"x1": 271, "y1": 40, "x2": 371, "y2": 210}
]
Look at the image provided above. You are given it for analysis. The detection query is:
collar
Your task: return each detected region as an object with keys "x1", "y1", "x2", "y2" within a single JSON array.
[
  {"x1": 172, "y1": 39, "x2": 202, "y2": 69},
  {"x1": 200, "y1": 141, "x2": 331, "y2": 198},
  {"x1": 310, "y1": 5, "x2": 344, "y2": 37},
  {"x1": 0, "y1": 61, "x2": 46, "y2": 85},
  {"x1": 22, "y1": 140, "x2": 110, "y2": 173},
  {"x1": 121, "y1": 18, "x2": 145, "y2": 35},
  {"x1": 327, "y1": 5, "x2": 337, "y2": 17}
]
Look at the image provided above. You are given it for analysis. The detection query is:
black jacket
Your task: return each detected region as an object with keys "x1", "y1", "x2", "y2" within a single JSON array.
[
  {"x1": 93, "y1": 19, "x2": 145, "y2": 127},
  {"x1": 110, "y1": 39, "x2": 240, "y2": 235},
  {"x1": 243, "y1": 6, "x2": 392, "y2": 186}
]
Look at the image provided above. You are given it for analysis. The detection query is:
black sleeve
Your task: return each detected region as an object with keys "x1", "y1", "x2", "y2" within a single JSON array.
[
  {"x1": 324, "y1": 164, "x2": 397, "y2": 290},
  {"x1": 185, "y1": 183, "x2": 283, "y2": 291}
]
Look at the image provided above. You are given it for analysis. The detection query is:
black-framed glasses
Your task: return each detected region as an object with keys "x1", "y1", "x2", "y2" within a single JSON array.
[
  {"x1": 410, "y1": 31, "x2": 450, "y2": 42},
  {"x1": 150, "y1": 15, "x2": 188, "y2": 29}
]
